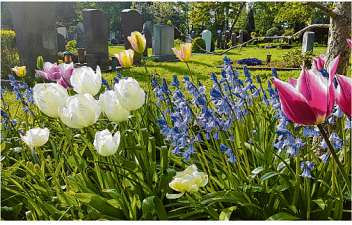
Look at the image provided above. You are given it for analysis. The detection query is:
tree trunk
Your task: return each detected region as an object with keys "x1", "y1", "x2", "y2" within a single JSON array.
[{"x1": 326, "y1": 2, "x2": 351, "y2": 75}]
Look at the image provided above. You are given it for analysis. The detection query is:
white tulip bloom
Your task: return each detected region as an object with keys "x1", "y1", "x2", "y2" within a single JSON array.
[
  {"x1": 114, "y1": 77, "x2": 145, "y2": 111},
  {"x1": 33, "y1": 83, "x2": 68, "y2": 117},
  {"x1": 70, "y1": 66, "x2": 102, "y2": 96},
  {"x1": 166, "y1": 164, "x2": 208, "y2": 199},
  {"x1": 21, "y1": 127, "x2": 50, "y2": 149},
  {"x1": 58, "y1": 93, "x2": 101, "y2": 129},
  {"x1": 93, "y1": 129, "x2": 121, "y2": 156},
  {"x1": 99, "y1": 90, "x2": 130, "y2": 122}
]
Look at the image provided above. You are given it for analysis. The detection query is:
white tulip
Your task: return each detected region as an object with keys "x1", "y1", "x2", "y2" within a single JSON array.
[
  {"x1": 93, "y1": 129, "x2": 121, "y2": 156},
  {"x1": 114, "y1": 77, "x2": 145, "y2": 111},
  {"x1": 33, "y1": 83, "x2": 68, "y2": 117},
  {"x1": 21, "y1": 127, "x2": 50, "y2": 149},
  {"x1": 99, "y1": 90, "x2": 130, "y2": 122},
  {"x1": 58, "y1": 93, "x2": 101, "y2": 129},
  {"x1": 70, "y1": 66, "x2": 102, "y2": 96},
  {"x1": 166, "y1": 164, "x2": 208, "y2": 199}
]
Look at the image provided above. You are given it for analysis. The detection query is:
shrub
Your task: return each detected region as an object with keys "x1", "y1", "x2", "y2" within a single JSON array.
[
  {"x1": 192, "y1": 37, "x2": 206, "y2": 53},
  {"x1": 282, "y1": 49, "x2": 314, "y2": 68},
  {"x1": 1, "y1": 29, "x2": 19, "y2": 78},
  {"x1": 65, "y1": 40, "x2": 77, "y2": 54},
  {"x1": 265, "y1": 27, "x2": 280, "y2": 37}
]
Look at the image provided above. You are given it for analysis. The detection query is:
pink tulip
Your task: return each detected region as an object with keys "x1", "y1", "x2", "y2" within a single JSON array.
[
  {"x1": 273, "y1": 56, "x2": 340, "y2": 125},
  {"x1": 312, "y1": 55, "x2": 325, "y2": 71},
  {"x1": 347, "y1": 39, "x2": 352, "y2": 49},
  {"x1": 335, "y1": 75, "x2": 352, "y2": 117},
  {"x1": 36, "y1": 62, "x2": 74, "y2": 88}
]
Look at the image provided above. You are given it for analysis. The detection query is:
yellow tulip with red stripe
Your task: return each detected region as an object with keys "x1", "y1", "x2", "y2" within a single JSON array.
[
  {"x1": 127, "y1": 31, "x2": 146, "y2": 54},
  {"x1": 115, "y1": 49, "x2": 134, "y2": 68},
  {"x1": 172, "y1": 43, "x2": 192, "y2": 62},
  {"x1": 12, "y1": 66, "x2": 26, "y2": 77}
]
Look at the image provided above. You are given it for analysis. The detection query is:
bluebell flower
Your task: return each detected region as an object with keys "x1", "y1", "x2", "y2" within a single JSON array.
[
  {"x1": 219, "y1": 144, "x2": 236, "y2": 163},
  {"x1": 303, "y1": 127, "x2": 320, "y2": 137},
  {"x1": 271, "y1": 68, "x2": 278, "y2": 78},
  {"x1": 320, "y1": 132, "x2": 343, "y2": 150},
  {"x1": 346, "y1": 118, "x2": 352, "y2": 130},
  {"x1": 301, "y1": 161, "x2": 314, "y2": 178},
  {"x1": 171, "y1": 75, "x2": 180, "y2": 87},
  {"x1": 237, "y1": 58, "x2": 262, "y2": 66},
  {"x1": 183, "y1": 145, "x2": 195, "y2": 161},
  {"x1": 320, "y1": 153, "x2": 329, "y2": 163},
  {"x1": 102, "y1": 78, "x2": 110, "y2": 90}
]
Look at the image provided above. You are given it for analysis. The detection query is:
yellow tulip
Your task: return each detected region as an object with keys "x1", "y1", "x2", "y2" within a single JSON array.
[
  {"x1": 12, "y1": 66, "x2": 26, "y2": 77},
  {"x1": 115, "y1": 49, "x2": 134, "y2": 68},
  {"x1": 166, "y1": 164, "x2": 208, "y2": 199},
  {"x1": 172, "y1": 43, "x2": 192, "y2": 62},
  {"x1": 127, "y1": 31, "x2": 146, "y2": 54}
]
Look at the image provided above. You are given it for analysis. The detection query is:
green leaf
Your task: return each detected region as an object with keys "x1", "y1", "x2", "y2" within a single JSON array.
[
  {"x1": 219, "y1": 206, "x2": 237, "y2": 220},
  {"x1": 313, "y1": 199, "x2": 327, "y2": 210},
  {"x1": 260, "y1": 172, "x2": 278, "y2": 181},
  {"x1": 251, "y1": 166, "x2": 264, "y2": 178},
  {"x1": 267, "y1": 212, "x2": 299, "y2": 220}
]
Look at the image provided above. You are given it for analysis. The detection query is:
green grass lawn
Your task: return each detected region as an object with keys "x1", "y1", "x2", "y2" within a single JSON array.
[{"x1": 106, "y1": 45, "x2": 327, "y2": 89}]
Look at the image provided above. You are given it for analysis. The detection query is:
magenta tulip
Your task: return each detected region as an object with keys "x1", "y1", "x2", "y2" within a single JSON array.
[
  {"x1": 312, "y1": 55, "x2": 325, "y2": 71},
  {"x1": 273, "y1": 56, "x2": 339, "y2": 125},
  {"x1": 336, "y1": 75, "x2": 352, "y2": 117},
  {"x1": 36, "y1": 62, "x2": 74, "y2": 88}
]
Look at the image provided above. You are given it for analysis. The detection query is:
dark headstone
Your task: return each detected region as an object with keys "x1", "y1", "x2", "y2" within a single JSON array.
[
  {"x1": 231, "y1": 33, "x2": 237, "y2": 47},
  {"x1": 302, "y1": 32, "x2": 315, "y2": 53},
  {"x1": 75, "y1": 22, "x2": 85, "y2": 48},
  {"x1": 8, "y1": 2, "x2": 58, "y2": 71},
  {"x1": 120, "y1": 9, "x2": 143, "y2": 50},
  {"x1": 221, "y1": 34, "x2": 226, "y2": 49},
  {"x1": 216, "y1": 30, "x2": 222, "y2": 49},
  {"x1": 57, "y1": 33, "x2": 66, "y2": 52},
  {"x1": 143, "y1": 21, "x2": 153, "y2": 48},
  {"x1": 225, "y1": 30, "x2": 231, "y2": 48},
  {"x1": 238, "y1": 30, "x2": 244, "y2": 44},
  {"x1": 82, "y1": 9, "x2": 109, "y2": 70}
]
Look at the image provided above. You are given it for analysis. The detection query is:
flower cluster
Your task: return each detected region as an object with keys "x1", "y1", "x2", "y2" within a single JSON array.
[{"x1": 237, "y1": 58, "x2": 262, "y2": 66}]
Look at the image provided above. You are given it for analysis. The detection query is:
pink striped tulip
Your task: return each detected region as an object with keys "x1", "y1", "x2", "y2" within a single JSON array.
[
  {"x1": 115, "y1": 49, "x2": 134, "y2": 68},
  {"x1": 127, "y1": 31, "x2": 146, "y2": 54},
  {"x1": 335, "y1": 75, "x2": 352, "y2": 117},
  {"x1": 312, "y1": 55, "x2": 326, "y2": 71},
  {"x1": 273, "y1": 56, "x2": 339, "y2": 125},
  {"x1": 36, "y1": 62, "x2": 74, "y2": 88},
  {"x1": 347, "y1": 39, "x2": 352, "y2": 49},
  {"x1": 172, "y1": 43, "x2": 192, "y2": 62}
]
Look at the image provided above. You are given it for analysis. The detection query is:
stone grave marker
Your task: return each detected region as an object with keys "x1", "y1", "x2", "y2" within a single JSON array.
[
  {"x1": 201, "y1": 30, "x2": 212, "y2": 52},
  {"x1": 120, "y1": 9, "x2": 143, "y2": 50},
  {"x1": 8, "y1": 2, "x2": 58, "y2": 71},
  {"x1": 302, "y1": 31, "x2": 315, "y2": 53},
  {"x1": 231, "y1": 32, "x2": 237, "y2": 47},
  {"x1": 75, "y1": 22, "x2": 85, "y2": 48},
  {"x1": 238, "y1": 30, "x2": 244, "y2": 44},
  {"x1": 216, "y1": 30, "x2": 222, "y2": 49},
  {"x1": 221, "y1": 33, "x2": 226, "y2": 49},
  {"x1": 82, "y1": 9, "x2": 109, "y2": 70},
  {"x1": 152, "y1": 24, "x2": 176, "y2": 61},
  {"x1": 142, "y1": 21, "x2": 152, "y2": 56}
]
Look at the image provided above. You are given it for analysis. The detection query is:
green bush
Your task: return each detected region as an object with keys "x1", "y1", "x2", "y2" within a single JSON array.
[
  {"x1": 282, "y1": 49, "x2": 314, "y2": 68},
  {"x1": 65, "y1": 40, "x2": 77, "y2": 54},
  {"x1": 1, "y1": 29, "x2": 19, "y2": 77},
  {"x1": 192, "y1": 37, "x2": 206, "y2": 53},
  {"x1": 265, "y1": 27, "x2": 280, "y2": 37}
]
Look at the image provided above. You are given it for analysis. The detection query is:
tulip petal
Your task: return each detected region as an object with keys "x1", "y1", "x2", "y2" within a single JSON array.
[
  {"x1": 296, "y1": 69, "x2": 332, "y2": 121},
  {"x1": 273, "y1": 78, "x2": 317, "y2": 125},
  {"x1": 336, "y1": 75, "x2": 352, "y2": 117},
  {"x1": 166, "y1": 192, "x2": 184, "y2": 199},
  {"x1": 288, "y1": 78, "x2": 297, "y2": 87},
  {"x1": 327, "y1": 55, "x2": 340, "y2": 78}
]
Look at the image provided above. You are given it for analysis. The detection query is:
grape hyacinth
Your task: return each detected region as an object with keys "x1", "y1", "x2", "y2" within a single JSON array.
[{"x1": 301, "y1": 161, "x2": 315, "y2": 178}]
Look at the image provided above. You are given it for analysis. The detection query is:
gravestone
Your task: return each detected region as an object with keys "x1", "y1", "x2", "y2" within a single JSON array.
[
  {"x1": 201, "y1": 30, "x2": 212, "y2": 52},
  {"x1": 216, "y1": 30, "x2": 222, "y2": 49},
  {"x1": 143, "y1": 21, "x2": 153, "y2": 48},
  {"x1": 82, "y1": 9, "x2": 109, "y2": 70},
  {"x1": 57, "y1": 33, "x2": 66, "y2": 52},
  {"x1": 76, "y1": 22, "x2": 85, "y2": 48},
  {"x1": 190, "y1": 30, "x2": 196, "y2": 39},
  {"x1": 152, "y1": 24, "x2": 176, "y2": 61},
  {"x1": 231, "y1": 33, "x2": 237, "y2": 47},
  {"x1": 302, "y1": 32, "x2": 315, "y2": 53},
  {"x1": 120, "y1": 9, "x2": 143, "y2": 50},
  {"x1": 57, "y1": 27, "x2": 67, "y2": 39},
  {"x1": 8, "y1": 2, "x2": 58, "y2": 71},
  {"x1": 238, "y1": 30, "x2": 244, "y2": 44},
  {"x1": 221, "y1": 33, "x2": 226, "y2": 49},
  {"x1": 225, "y1": 30, "x2": 231, "y2": 48},
  {"x1": 185, "y1": 34, "x2": 192, "y2": 43}
]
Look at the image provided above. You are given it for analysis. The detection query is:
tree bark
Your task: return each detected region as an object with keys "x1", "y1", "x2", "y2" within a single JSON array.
[{"x1": 326, "y1": 2, "x2": 351, "y2": 75}]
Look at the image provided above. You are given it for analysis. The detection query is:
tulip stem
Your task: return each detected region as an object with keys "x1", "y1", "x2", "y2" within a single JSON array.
[
  {"x1": 185, "y1": 62, "x2": 196, "y2": 83},
  {"x1": 317, "y1": 124, "x2": 351, "y2": 193}
]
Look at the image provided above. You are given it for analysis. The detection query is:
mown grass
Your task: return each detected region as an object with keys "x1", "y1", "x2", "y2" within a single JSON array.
[{"x1": 106, "y1": 45, "x2": 328, "y2": 89}]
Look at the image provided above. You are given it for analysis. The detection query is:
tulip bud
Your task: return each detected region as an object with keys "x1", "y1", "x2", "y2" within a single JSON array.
[
  {"x1": 36, "y1": 56, "x2": 44, "y2": 70},
  {"x1": 114, "y1": 77, "x2": 145, "y2": 111},
  {"x1": 347, "y1": 39, "x2": 352, "y2": 49},
  {"x1": 21, "y1": 127, "x2": 50, "y2": 149},
  {"x1": 12, "y1": 66, "x2": 27, "y2": 77},
  {"x1": 33, "y1": 83, "x2": 69, "y2": 118},
  {"x1": 93, "y1": 129, "x2": 121, "y2": 156},
  {"x1": 115, "y1": 49, "x2": 134, "y2": 68},
  {"x1": 58, "y1": 94, "x2": 101, "y2": 129},
  {"x1": 127, "y1": 31, "x2": 146, "y2": 54},
  {"x1": 166, "y1": 164, "x2": 208, "y2": 199},
  {"x1": 172, "y1": 43, "x2": 192, "y2": 62},
  {"x1": 336, "y1": 75, "x2": 352, "y2": 117},
  {"x1": 70, "y1": 66, "x2": 102, "y2": 96},
  {"x1": 99, "y1": 90, "x2": 130, "y2": 122}
]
